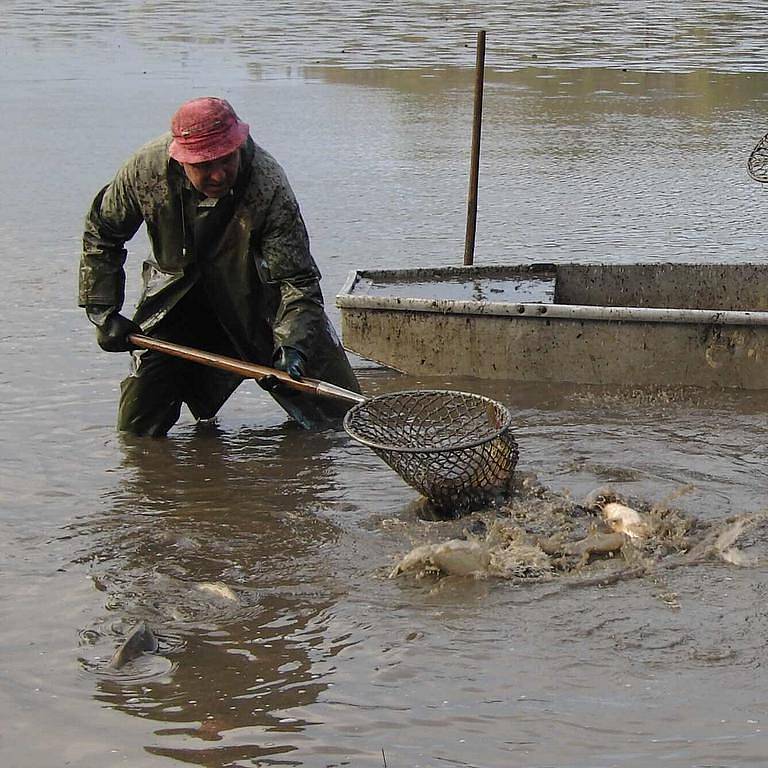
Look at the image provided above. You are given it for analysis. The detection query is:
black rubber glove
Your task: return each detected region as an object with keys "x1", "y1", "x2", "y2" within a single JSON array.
[
  {"x1": 91, "y1": 310, "x2": 142, "y2": 352},
  {"x1": 257, "y1": 374, "x2": 282, "y2": 393},
  {"x1": 273, "y1": 346, "x2": 307, "y2": 380}
]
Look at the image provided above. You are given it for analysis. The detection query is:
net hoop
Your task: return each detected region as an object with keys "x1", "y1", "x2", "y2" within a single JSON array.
[
  {"x1": 343, "y1": 389, "x2": 513, "y2": 454},
  {"x1": 747, "y1": 131, "x2": 768, "y2": 183},
  {"x1": 343, "y1": 389, "x2": 519, "y2": 508}
]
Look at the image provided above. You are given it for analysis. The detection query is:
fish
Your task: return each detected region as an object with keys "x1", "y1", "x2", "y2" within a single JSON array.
[
  {"x1": 686, "y1": 514, "x2": 760, "y2": 566},
  {"x1": 600, "y1": 502, "x2": 651, "y2": 540},
  {"x1": 479, "y1": 402, "x2": 516, "y2": 488},
  {"x1": 389, "y1": 539, "x2": 491, "y2": 578},
  {"x1": 108, "y1": 620, "x2": 158, "y2": 670},
  {"x1": 536, "y1": 531, "x2": 627, "y2": 559},
  {"x1": 196, "y1": 581, "x2": 239, "y2": 602}
]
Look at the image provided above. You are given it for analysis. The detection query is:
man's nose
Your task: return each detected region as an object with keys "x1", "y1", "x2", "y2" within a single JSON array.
[{"x1": 209, "y1": 165, "x2": 226, "y2": 182}]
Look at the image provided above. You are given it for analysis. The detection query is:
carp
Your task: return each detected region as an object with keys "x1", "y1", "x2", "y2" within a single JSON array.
[
  {"x1": 108, "y1": 620, "x2": 158, "y2": 670},
  {"x1": 389, "y1": 539, "x2": 491, "y2": 578}
]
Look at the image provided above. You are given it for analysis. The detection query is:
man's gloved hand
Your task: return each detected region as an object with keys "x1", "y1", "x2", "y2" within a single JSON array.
[
  {"x1": 91, "y1": 310, "x2": 142, "y2": 353},
  {"x1": 273, "y1": 346, "x2": 307, "y2": 380},
  {"x1": 257, "y1": 374, "x2": 282, "y2": 393}
]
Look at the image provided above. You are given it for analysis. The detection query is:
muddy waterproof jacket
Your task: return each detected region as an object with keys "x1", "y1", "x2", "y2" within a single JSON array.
[{"x1": 79, "y1": 134, "x2": 334, "y2": 368}]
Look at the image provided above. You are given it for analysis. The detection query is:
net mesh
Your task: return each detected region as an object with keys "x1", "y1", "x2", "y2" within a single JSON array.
[
  {"x1": 748, "y1": 132, "x2": 768, "y2": 182},
  {"x1": 343, "y1": 390, "x2": 519, "y2": 508}
]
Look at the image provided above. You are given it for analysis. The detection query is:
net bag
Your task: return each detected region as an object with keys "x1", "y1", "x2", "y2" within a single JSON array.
[
  {"x1": 748, "y1": 131, "x2": 768, "y2": 183},
  {"x1": 343, "y1": 390, "x2": 518, "y2": 508}
]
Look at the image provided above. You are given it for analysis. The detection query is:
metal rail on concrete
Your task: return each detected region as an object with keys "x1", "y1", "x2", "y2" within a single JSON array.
[{"x1": 336, "y1": 293, "x2": 768, "y2": 327}]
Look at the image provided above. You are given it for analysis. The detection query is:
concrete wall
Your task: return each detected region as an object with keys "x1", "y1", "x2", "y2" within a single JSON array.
[
  {"x1": 554, "y1": 263, "x2": 768, "y2": 311},
  {"x1": 341, "y1": 307, "x2": 768, "y2": 389}
]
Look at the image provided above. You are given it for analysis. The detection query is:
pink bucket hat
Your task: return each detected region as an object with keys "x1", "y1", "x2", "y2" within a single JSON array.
[{"x1": 169, "y1": 97, "x2": 250, "y2": 164}]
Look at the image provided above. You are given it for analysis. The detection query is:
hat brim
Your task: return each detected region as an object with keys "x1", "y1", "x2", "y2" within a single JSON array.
[{"x1": 169, "y1": 121, "x2": 249, "y2": 164}]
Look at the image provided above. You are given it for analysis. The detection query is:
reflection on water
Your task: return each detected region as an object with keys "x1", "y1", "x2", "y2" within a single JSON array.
[
  {"x1": 72, "y1": 427, "x2": 351, "y2": 764},
  {"x1": 78, "y1": 426, "x2": 346, "y2": 580},
  {"x1": 96, "y1": 603, "x2": 334, "y2": 766},
  {"x1": 4, "y1": 1, "x2": 768, "y2": 73}
]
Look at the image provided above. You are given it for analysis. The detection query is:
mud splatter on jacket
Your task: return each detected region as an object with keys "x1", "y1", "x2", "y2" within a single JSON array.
[{"x1": 79, "y1": 134, "x2": 335, "y2": 367}]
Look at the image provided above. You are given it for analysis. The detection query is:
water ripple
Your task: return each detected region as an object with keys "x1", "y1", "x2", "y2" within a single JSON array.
[{"x1": 3, "y1": 1, "x2": 768, "y2": 73}]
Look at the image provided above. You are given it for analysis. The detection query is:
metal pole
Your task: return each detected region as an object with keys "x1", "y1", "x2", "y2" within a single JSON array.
[{"x1": 463, "y1": 29, "x2": 486, "y2": 266}]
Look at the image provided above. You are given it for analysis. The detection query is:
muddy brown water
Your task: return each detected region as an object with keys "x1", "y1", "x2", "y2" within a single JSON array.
[{"x1": 2, "y1": 3, "x2": 768, "y2": 766}]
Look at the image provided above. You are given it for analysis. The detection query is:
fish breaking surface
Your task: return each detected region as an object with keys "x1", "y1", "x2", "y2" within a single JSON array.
[{"x1": 389, "y1": 475, "x2": 768, "y2": 584}]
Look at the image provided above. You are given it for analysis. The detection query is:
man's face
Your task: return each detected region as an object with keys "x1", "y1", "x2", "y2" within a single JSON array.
[{"x1": 182, "y1": 149, "x2": 241, "y2": 198}]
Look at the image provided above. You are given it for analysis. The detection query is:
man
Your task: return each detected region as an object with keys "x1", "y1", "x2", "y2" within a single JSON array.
[{"x1": 79, "y1": 96, "x2": 360, "y2": 436}]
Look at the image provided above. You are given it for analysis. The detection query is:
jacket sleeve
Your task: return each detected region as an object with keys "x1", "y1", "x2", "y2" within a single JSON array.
[
  {"x1": 78, "y1": 159, "x2": 144, "y2": 311},
  {"x1": 258, "y1": 182, "x2": 326, "y2": 359}
]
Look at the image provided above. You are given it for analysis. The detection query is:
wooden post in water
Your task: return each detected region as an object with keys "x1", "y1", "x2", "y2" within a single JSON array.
[{"x1": 463, "y1": 29, "x2": 486, "y2": 266}]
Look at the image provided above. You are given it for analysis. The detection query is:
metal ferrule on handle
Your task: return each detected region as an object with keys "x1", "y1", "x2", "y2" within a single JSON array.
[{"x1": 128, "y1": 334, "x2": 365, "y2": 406}]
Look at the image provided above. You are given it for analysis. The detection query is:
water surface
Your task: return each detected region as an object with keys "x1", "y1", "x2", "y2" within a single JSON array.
[{"x1": 2, "y1": 3, "x2": 768, "y2": 766}]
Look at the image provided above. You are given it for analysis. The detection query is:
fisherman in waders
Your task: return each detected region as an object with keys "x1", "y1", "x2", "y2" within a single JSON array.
[{"x1": 79, "y1": 97, "x2": 360, "y2": 436}]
